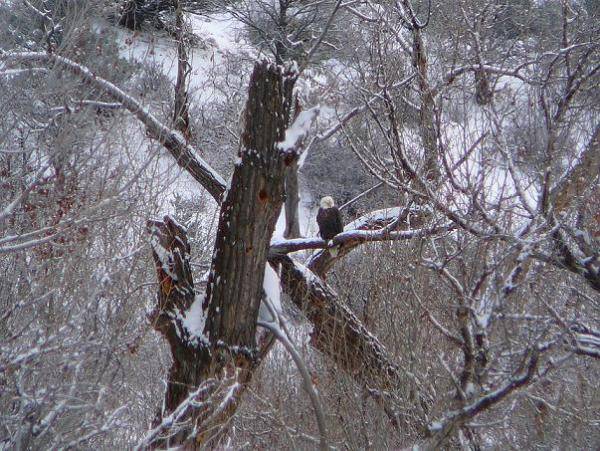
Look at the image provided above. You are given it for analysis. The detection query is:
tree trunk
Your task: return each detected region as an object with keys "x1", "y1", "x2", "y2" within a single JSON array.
[
  {"x1": 283, "y1": 162, "x2": 301, "y2": 238},
  {"x1": 119, "y1": 0, "x2": 173, "y2": 30},
  {"x1": 147, "y1": 61, "x2": 297, "y2": 449},
  {"x1": 119, "y1": 0, "x2": 143, "y2": 30},
  {"x1": 203, "y1": 61, "x2": 295, "y2": 346},
  {"x1": 412, "y1": 29, "x2": 439, "y2": 181},
  {"x1": 173, "y1": 1, "x2": 192, "y2": 139}
]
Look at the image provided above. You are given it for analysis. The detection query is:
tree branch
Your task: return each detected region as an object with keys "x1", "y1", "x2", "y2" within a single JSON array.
[
  {"x1": 307, "y1": 207, "x2": 435, "y2": 276},
  {"x1": 272, "y1": 254, "x2": 430, "y2": 432},
  {"x1": 0, "y1": 51, "x2": 227, "y2": 201},
  {"x1": 549, "y1": 124, "x2": 600, "y2": 214},
  {"x1": 423, "y1": 348, "x2": 540, "y2": 450},
  {"x1": 269, "y1": 223, "x2": 452, "y2": 256}
]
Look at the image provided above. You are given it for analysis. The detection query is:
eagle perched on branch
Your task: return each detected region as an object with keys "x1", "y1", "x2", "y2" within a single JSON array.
[{"x1": 317, "y1": 196, "x2": 343, "y2": 256}]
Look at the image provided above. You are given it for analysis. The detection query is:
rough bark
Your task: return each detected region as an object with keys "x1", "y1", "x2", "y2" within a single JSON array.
[
  {"x1": 283, "y1": 162, "x2": 301, "y2": 238},
  {"x1": 147, "y1": 61, "x2": 297, "y2": 449},
  {"x1": 173, "y1": 1, "x2": 192, "y2": 139},
  {"x1": 474, "y1": 68, "x2": 493, "y2": 105},
  {"x1": 8, "y1": 48, "x2": 435, "y2": 442},
  {"x1": 203, "y1": 61, "x2": 295, "y2": 347},
  {"x1": 146, "y1": 217, "x2": 204, "y2": 412},
  {"x1": 147, "y1": 217, "x2": 271, "y2": 448}
]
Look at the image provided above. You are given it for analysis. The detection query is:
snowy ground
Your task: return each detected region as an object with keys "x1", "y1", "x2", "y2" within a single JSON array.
[
  {"x1": 115, "y1": 13, "x2": 251, "y2": 95},
  {"x1": 109, "y1": 12, "x2": 319, "y2": 235}
]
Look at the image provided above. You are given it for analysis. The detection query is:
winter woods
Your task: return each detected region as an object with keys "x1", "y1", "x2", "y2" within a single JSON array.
[{"x1": 1, "y1": 0, "x2": 599, "y2": 449}]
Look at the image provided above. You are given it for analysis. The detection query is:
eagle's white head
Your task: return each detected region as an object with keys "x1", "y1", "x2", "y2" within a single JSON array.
[{"x1": 320, "y1": 196, "x2": 335, "y2": 209}]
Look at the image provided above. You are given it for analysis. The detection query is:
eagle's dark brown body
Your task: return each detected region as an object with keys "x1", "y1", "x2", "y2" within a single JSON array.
[{"x1": 317, "y1": 197, "x2": 343, "y2": 240}]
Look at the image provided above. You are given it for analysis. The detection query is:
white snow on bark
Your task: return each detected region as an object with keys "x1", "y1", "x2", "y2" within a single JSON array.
[
  {"x1": 180, "y1": 295, "x2": 209, "y2": 345},
  {"x1": 277, "y1": 107, "x2": 320, "y2": 152},
  {"x1": 344, "y1": 207, "x2": 403, "y2": 231},
  {"x1": 260, "y1": 264, "x2": 282, "y2": 322},
  {"x1": 148, "y1": 234, "x2": 178, "y2": 281},
  {"x1": 182, "y1": 295, "x2": 206, "y2": 337}
]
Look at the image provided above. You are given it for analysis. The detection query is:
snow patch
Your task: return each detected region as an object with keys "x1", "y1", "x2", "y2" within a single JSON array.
[
  {"x1": 181, "y1": 295, "x2": 208, "y2": 345},
  {"x1": 344, "y1": 207, "x2": 403, "y2": 231},
  {"x1": 277, "y1": 107, "x2": 320, "y2": 152},
  {"x1": 260, "y1": 264, "x2": 282, "y2": 322},
  {"x1": 270, "y1": 184, "x2": 314, "y2": 244},
  {"x1": 149, "y1": 234, "x2": 178, "y2": 281},
  {"x1": 272, "y1": 207, "x2": 287, "y2": 242}
]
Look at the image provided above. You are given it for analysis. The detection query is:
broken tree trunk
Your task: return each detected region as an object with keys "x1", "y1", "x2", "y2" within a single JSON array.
[
  {"x1": 147, "y1": 61, "x2": 296, "y2": 449},
  {"x1": 203, "y1": 61, "x2": 295, "y2": 346}
]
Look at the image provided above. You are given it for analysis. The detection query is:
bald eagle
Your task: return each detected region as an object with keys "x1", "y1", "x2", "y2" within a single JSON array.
[{"x1": 317, "y1": 196, "x2": 343, "y2": 256}]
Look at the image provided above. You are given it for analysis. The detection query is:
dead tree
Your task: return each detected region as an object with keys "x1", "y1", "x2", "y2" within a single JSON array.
[
  {"x1": 145, "y1": 61, "x2": 296, "y2": 448},
  {"x1": 3, "y1": 51, "x2": 430, "y2": 442}
]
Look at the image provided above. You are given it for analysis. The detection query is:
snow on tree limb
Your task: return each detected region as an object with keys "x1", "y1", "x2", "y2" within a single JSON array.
[
  {"x1": 134, "y1": 374, "x2": 241, "y2": 450},
  {"x1": 423, "y1": 348, "x2": 540, "y2": 450},
  {"x1": 277, "y1": 106, "x2": 320, "y2": 153},
  {"x1": 436, "y1": 63, "x2": 539, "y2": 95},
  {"x1": 272, "y1": 254, "x2": 430, "y2": 431},
  {"x1": 147, "y1": 215, "x2": 209, "y2": 352},
  {"x1": 2, "y1": 2, "x2": 599, "y2": 448},
  {"x1": 0, "y1": 50, "x2": 227, "y2": 201},
  {"x1": 308, "y1": 206, "x2": 436, "y2": 276},
  {"x1": 573, "y1": 329, "x2": 600, "y2": 359},
  {"x1": 269, "y1": 223, "x2": 453, "y2": 256}
]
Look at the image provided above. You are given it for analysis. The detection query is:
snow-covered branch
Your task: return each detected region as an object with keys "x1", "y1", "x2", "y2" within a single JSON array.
[
  {"x1": 270, "y1": 223, "x2": 452, "y2": 255},
  {"x1": 277, "y1": 106, "x2": 320, "y2": 153},
  {"x1": 307, "y1": 206, "x2": 438, "y2": 276},
  {"x1": 0, "y1": 50, "x2": 227, "y2": 201},
  {"x1": 424, "y1": 348, "x2": 540, "y2": 450},
  {"x1": 572, "y1": 326, "x2": 600, "y2": 359},
  {"x1": 135, "y1": 378, "x2": 222, "y2": 450}
]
